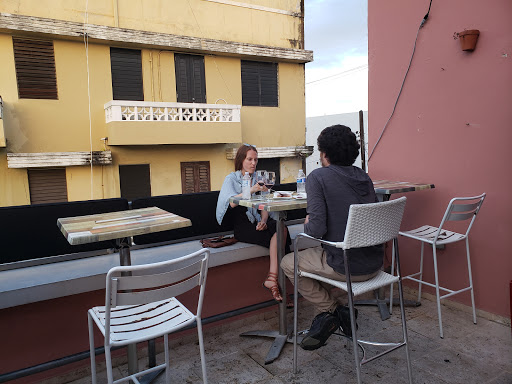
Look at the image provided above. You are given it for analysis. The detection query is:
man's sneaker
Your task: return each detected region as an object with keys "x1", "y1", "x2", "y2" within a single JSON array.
[
  {"x1": 335, "y1": 305, "x2": 358, "y2": 337},
  {"x1": 300, "y1": 312, "x2": 340, "y2": 350}
]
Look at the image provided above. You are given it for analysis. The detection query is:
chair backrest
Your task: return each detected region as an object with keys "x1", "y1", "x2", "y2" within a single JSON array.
[
  {"x1": 105, "y1": 248, "x2": 210, "y2": 319},
  {"x1": 438, "y1": 193, "x2": 486, "y2": 238},
  {"x1": 341, "y1": 197, "x2": 407, "y2": 250}
]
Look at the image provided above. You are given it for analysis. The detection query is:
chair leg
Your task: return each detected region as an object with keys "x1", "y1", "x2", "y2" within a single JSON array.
[
  {"x1": 87, "y1": 313, "x2": 97, "y2": 384},
  {"x1": 431, "y1": 246, "x2": 444, "y2": 338},
  {"x1": 395, "y1": 239, "x2": 413, "y2": 384},
  {"x1": 197, "y1": 319, "x2": 208, "y2": 384},
  {"x1": 164, "y1": 334, "x2": 170, "y2": 384},
  {"x1": 389, "y1": 240, "x2": 395, "y2": 315},
  {"x1": 417, "y1": 242, "x2": 425, "y2": 303},
  {"x1": 104, "y1": 345, "x2": 114, "y2": 384},
  {"x1": 347, "y1": 291, "x2": 362, "y2": 384},
  {"x1": 293, "y1": 248, "x2": 300, "y2": 375},
  {"x1": 465, "y1": 238, "x2": 477, "y2": 324}
]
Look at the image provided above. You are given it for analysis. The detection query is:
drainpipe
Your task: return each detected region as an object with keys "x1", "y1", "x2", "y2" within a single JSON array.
[{"x1": 113, "y1": 0, "x2": 119, "y2": 27}]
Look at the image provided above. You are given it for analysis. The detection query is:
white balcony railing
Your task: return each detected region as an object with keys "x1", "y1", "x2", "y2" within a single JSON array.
[{"x1": 105, "y1": 101, "x2": 241, "y2": 123}]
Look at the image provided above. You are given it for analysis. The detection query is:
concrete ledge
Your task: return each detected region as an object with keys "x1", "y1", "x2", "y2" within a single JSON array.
[{"x1": 0, "y1": 223, "x2": 312, "y2": 309}]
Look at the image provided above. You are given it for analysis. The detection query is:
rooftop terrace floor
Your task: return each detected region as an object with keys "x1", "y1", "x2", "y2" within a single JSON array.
[{"x1": 67, "y1": 292, "x2": 511, "y2": 384}]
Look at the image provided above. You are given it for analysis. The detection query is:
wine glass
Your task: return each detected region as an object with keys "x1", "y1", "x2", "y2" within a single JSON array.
[
  {"x1": 255, "y1": 170, "x2": 267, "y2": 199},
  {"x1": 265, "y1": 172, "x2": 275, "y2": 200}
]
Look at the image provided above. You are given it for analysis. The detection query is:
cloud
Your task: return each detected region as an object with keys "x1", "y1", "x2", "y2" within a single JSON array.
[{"x1": 305, "y1": 0, "x2": 368, "y2": 68}]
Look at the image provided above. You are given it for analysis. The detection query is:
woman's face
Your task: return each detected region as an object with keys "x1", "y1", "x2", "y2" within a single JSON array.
[{"x1": 242, "y1": 149, "x2": 258, "y2": 175}]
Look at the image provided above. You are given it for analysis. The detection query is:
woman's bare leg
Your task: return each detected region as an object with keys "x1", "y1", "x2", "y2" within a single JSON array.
[{"x1": 263, "y1": 228, "x2": 288, "y2": 301}]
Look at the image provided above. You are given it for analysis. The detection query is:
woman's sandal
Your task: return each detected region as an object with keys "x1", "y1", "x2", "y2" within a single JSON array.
[{"x1": 263, "y1": 272, "x2": 283, "y2": 302}]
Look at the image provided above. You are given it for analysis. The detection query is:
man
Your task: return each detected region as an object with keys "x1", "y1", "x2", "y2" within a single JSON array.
[{"x1": 281, "y1": 124, "x2": 383, "y2": 350}]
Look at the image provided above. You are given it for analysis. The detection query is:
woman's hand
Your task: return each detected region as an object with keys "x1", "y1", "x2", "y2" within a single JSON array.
[
  {"x1": 256, "y1": 220, "x2": 267, "y2": 231},
  {"x1": 251, "y1": 183, "x2": 266, "y2": 195}
]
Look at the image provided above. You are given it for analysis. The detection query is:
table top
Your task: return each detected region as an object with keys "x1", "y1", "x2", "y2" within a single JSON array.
[
  {"x1": 57, "y1": 207, "x2": 191, "y2": 245},
  {"x1": 373, "y1": 180, "x2": 435, "y2": 195},
  {"x1": 229, "y1": 196, "x2": 307, "y2": 212}
]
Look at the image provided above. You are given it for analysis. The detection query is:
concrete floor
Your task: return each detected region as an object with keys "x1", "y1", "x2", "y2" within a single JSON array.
[{"x1": 68, "y1": 292, "x2": 511, "y2": 384}]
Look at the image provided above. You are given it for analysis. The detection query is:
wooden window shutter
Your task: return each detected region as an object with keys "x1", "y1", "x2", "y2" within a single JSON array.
[
  {"x1": 241, "y1": 61, "x2": 278, "y2": 107},
  {"x1": 119, "y1": 164, "x2": 151, "y2": 200},
  {"x1": 181, "y1": 162, "x2": 210, "y2": 194},
  {"x1": 175, "y1": 54, "x2": 206, "y2": 103},
  {"x1": 28, "y1": 168, "x2": 68, "y2": 205},
  {"x1": 110, "y1": 48, "x2": 144, "y2": 101},
  {"x1": 13, "y1": 37, "x2": 58, "y2": 100}
]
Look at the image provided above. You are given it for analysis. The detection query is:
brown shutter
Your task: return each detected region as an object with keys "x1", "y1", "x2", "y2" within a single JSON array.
[
  {"x1": 181, "y1": 162, "x2": 210, "y2": 194},
  {"x1": 13, "y1": 37, "x2": 58, "y2": 100},
  {"x1": 28, "y1": 168, "x2": 68, "y2": 205}
]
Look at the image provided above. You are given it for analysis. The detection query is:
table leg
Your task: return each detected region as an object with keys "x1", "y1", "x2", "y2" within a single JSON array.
[
  {"x1": 240, "y1": 212, "x2": 291, "y2": 365},
  {"x1": 117, "y1": 238, "x2": 164, "y2": 383}
]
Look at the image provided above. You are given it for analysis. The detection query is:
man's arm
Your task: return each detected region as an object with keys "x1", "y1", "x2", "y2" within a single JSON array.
[{"x1": 303, "y1": 172, "x2": 327, "y2": 238}]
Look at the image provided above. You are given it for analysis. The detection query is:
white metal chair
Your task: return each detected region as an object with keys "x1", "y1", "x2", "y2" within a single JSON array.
[
  {"x1": 88, "y1": 248, "x2": 210, "y2": 384},
  {"x1": 398, "y1": 193, "x2": 485, "y2": 338},
  {"x1": 292, "y1": 197, "x2": 412, "y2": 384}
]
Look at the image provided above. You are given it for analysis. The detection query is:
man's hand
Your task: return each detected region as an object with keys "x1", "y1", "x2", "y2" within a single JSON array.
[
  {"x1": 256, "y1": 220, "x2": 267, "y2": 231},
  {"x1": 304, "y1": 214, "x2": 310, "y2": 224}
]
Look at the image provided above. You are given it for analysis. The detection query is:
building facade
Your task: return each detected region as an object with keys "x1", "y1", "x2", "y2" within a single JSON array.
[{"x1": 0, "y1": 0, "x2": 312, "y2": 207}]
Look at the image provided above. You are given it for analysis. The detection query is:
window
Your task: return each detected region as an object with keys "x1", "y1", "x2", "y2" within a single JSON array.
[
  {"x1": 174, "y1": 54, "x2": 206, "y2": 103},
  {"x1": 13, "y1": 37, "x2": 58, "y2": 99},
  {"x1": 257, "y1": 158, "x2": 281, "y2": 183},
  {"x1": 241, "y1": 60, "x2": 278, "y2": 107},
  {"x1": 28, "y1": 168, "x2": 68, "y2": 204},
  {"x1": 119, "y1": 164, "x2": 151, "y2": 200},
  {"x1": 110, "y1": 48, "x2": 144, "y2": 101},
  {"x1": 181, "y1": 162, "x2": 210, "y2": 194}
]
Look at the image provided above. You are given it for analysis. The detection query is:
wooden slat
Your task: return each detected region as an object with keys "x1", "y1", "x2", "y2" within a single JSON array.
[
  {"x1": 7, "y1": 151, "x2": 112, "y2": 168},
  {"x1": 225, "y1": 146, "x2": 313, "y2": 160},
  {"x1": 0, "y1": 13, "x2": 313, "y2": 63}
]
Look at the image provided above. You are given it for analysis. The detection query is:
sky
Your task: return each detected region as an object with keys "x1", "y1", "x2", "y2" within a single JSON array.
[{"x1": 304, "y1": 0, "x2": 368, "y2": 117}]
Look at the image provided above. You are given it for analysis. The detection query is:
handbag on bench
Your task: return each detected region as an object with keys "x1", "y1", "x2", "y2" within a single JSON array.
[{"x1": 200, "y1": 235, "x2": 238, "y2": 248}]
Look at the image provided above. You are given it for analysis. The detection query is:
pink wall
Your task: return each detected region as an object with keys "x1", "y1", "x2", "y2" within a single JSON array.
[{"x1": 368, "y1": 0, "x2": 512, "y2": 318}]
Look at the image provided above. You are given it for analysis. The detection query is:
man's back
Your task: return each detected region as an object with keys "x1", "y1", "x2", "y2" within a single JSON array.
[{"x1": 304, "y1": 164, "x2": 383, "y2": 275}]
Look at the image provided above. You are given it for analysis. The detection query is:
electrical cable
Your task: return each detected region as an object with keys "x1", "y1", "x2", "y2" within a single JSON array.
[
  {"x1": 306, "y1": 64, "x2": 368, "y2": 85},
  {"x1": 368, "y1": 0, "x2": 432, "y2": 162},
  {"x1": 84, "y1": 0, "x2": 94, "y2": 199}
]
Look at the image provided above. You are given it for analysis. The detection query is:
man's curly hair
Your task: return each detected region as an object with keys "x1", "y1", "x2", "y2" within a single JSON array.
[{"x1": 317, "y1": 125, "x2": 360, "y2": 166}]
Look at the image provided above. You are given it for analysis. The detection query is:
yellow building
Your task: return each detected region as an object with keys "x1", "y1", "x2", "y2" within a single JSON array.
[{"x1": 0, "y1": 0, "x2": 312, "y2": 206}]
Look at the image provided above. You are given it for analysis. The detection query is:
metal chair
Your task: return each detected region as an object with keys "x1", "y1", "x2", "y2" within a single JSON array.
[
  {"x1": 399, "y1": 193, "x2": 485, "y2": 338},
  {"x1": 292, "y1": 197, "x2": 412, "y2": 384},
  {"x1": 88, "y1": 248, "x2": 210, "y2": 384}
]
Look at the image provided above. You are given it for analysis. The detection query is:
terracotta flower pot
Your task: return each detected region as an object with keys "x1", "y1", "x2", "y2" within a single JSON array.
[{"x1": 458, "y1": 29, "x2": 480, "y2": 52}]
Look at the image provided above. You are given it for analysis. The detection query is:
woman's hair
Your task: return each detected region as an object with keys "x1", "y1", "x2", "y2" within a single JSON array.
[
  {"x1": 317, "y1": 125, "x2": 360, "y2": 166},
  {"x1": 234, "y1": 144, "x2": 258, "y2": 171}
]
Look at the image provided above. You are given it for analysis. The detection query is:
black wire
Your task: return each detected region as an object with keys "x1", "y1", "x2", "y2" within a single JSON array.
[{"x1": 368, "y1": 0, "x2": 433, "y2": 161}]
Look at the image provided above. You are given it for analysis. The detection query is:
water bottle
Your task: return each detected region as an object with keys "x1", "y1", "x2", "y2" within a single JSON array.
[
  {"x1": 296, "y1": 169, "x2": 306, "y2": 193},
  {"x1": 242, "y1": 173, "x2": 251, "y2": 199}
]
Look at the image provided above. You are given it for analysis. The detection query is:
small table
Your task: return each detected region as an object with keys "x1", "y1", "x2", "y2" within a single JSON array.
[
  {"x1": 58, "y1": 207, "x2": 191, "y2": 383},
  {"x1": 229, "y1": 195, "x2": 307, "y2": 364},
  {"x1": 355, "y1": 180, "x2": 436, "y2": 320}
]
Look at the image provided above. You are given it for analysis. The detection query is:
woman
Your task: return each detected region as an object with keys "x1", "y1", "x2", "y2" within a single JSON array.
[{"x1": 216, "y1": 144, "x2": 290, "y2": 302}]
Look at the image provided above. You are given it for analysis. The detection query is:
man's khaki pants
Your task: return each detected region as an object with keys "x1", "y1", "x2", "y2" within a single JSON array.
[{"x1": 281, "y1": 246, "x2": 378, "y2": 314}]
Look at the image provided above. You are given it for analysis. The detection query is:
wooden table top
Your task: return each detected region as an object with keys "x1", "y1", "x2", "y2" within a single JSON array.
[
  {"x1": 57, "y1": 207, "x2": 191, "y2": 245},
  {"x1": 373, "y1": 180, "x2": 435, "y2": 195},
  {"x1": 230, "y1": 196, "x2": 307, "y2": 212}
]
